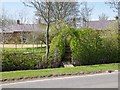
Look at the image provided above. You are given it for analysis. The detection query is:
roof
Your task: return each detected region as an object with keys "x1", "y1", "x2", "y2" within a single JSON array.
[
  {"x1": 0, "y1": 20, "x2": 116, "y2": 33},
  {"x1": 88, "y1": 20, "x2": 114, "y2": 30},
  {"x1": 0, "y1": 24, "x2": 45, "y2": 33}
]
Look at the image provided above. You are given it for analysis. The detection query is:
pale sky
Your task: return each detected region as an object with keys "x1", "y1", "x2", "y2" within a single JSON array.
[{"x1": 0, "y1": 0, "x2": 117, "y2": 23}]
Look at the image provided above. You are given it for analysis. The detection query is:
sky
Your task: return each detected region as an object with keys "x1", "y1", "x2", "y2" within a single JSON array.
[{"x1": 0, "y1": 0, "x2": 117, "y2": 23}]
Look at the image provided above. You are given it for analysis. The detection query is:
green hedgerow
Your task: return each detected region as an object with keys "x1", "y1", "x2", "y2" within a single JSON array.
[{"x1": 49, "y1": 28, "x2": 119, "y2": 66}]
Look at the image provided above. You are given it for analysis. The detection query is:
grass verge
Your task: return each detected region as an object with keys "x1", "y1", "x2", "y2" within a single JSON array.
[{"x1": 1, "y1": 63, "x2": 119, "y2": 81}]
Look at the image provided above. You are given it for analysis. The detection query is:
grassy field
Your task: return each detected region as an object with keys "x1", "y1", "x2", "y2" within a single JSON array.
[
  {"x1": 1, "y1": 63, "x2": 118, "y2": 80},
  {"x1": 0, "y1": 44, "x2": 46, "y2": 55},
  {"x1": 1, "y1": 46, "x2": 46, "y2": 56},
  {"x1": 3, "y1": 47, "x2": 46, "y2": 53}
]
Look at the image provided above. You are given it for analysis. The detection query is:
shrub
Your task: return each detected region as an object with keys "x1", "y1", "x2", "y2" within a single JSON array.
[
  {"x1": 99, "y1": 30, "x2": 119, "y2": 63},
  {"x1": 70, "y1": 28, "x2": 102, "y2": 65},
  {"x1": 49, "y1": 27, "x2": 119, "y2": 66},
  {"x1": 2, "y1": 28, "x2": 119, "y2": 71},
  {"x1": 2, "y1": 51, "x2": 62, "y2": 71},
  {"x1": 2, "y1": 51, "x2": 37, "y2": 71}
]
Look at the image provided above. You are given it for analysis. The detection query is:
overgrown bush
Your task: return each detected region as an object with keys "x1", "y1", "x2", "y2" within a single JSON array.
[
  {"x1": 49, "y1": 28, "x2": 78, "y2": 62},
  {"x1": 99, "y1": 30, "x2": 119, "y2": 63},
  {"x1": 49, "y1": 28, "x2": 119, "y2": 66}
]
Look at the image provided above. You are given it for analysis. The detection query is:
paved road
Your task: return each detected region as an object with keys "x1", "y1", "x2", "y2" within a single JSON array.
[{"x1": 2, "y1": 72, "x2": 118, "y2": 88}]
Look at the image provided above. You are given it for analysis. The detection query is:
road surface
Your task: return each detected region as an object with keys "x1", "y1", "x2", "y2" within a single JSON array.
[{"x1": 2, "y1": 72, "x2": 118, "y2": 88}]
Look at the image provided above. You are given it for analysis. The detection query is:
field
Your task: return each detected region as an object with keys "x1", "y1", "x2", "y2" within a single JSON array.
[{"x1": 0, "y1": 44, "x2": 46, "y2": 54}]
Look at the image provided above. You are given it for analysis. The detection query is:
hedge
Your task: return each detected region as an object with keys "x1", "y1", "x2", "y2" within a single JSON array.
[
  {"x1": 49, "y1": 28, "x2": 119, "y2": 65},
  {"x1": 2, "y1": 51, "x2": 62, "y2": 71},
  {"x1": 2, "y1": 28, "x2": 119, "y2": 71}
]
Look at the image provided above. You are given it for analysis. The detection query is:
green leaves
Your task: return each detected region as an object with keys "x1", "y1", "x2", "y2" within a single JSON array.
[
  {"x1": 2, "y1": 27, "x2": 119, "y2": 71},
  {"x1": 2, "y1": 52, "x2": 37, "y2": 71},
  {"x1": 50, "y1": 27, "x2": 119, "y2": 66}
]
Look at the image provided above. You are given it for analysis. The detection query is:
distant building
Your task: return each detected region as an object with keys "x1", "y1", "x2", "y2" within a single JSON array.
[
  {"x1": 0, "y1": 20, "x2": 46, "y2": 43},
  {"x1": 88, "y1": 20, "x2": 115, "y2": 30},
  {"x1": 0, "y1": 19, "x2": 117, "y2": 43}
]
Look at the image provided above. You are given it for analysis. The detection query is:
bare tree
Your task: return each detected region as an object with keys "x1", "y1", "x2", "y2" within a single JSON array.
[
  {"x1": 34, "y1": 29, "x2": 46, "y2": 45},
  {"x1": 105, "y1": 0, "x2": 120, "y2": 33},
  {"x1": 105, "y1": 0, "x2": 119, "y2": 12},
  {"x1": 0, "y1": 8, "x2": 16, "y2": 50},
  {"x1": 0, "y1": 9, "x2": 15, "y2": 27},
  {"x1": 23, "y1": 1, "x2": 80, "y2": 58},
  {"x1": 80, "y1": 2, "x2": 93, "y2": 28},
  {"x1": 49, "y1": 2, "x2": 80, "y2": 27},
  {"x1": 98, "y1": 13, "x2": 109, "y2": 20}
]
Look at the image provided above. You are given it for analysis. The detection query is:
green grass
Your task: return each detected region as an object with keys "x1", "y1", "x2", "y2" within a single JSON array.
[
  {"x1": 1, "y1": 63, "x2": 118, "y2": 80},
  {"x1": 3, "y1": 47, "x2": 45, "y2": 52},
  {"x1": 2, "y1": 47, "x2": 46, "y2": 56}
]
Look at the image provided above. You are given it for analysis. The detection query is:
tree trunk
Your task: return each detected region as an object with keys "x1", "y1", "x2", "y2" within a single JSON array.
[
  {"x1": 46, "y1": 23, "x2": 50, "y2": 58},
  {"x1": 118, "y1": 2, "x2": 120, "y2": 60},
  {"x1": 118, "y1": 2, "x2": 120, "y2": 32}
]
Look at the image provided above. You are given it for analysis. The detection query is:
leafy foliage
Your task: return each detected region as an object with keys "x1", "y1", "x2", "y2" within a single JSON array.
[
  {"x1": 2, "y1": 51, "x2": 61, "y2": 71},
  {"x1": 2, "y1": 27, "x2": 119, "y2": 71},
  {"x1": 2, "y1": 51, "x2": 36, "y2": 71},
  {"x1": 49, "y1": 27, "x2": 119, "y2": 65}
]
